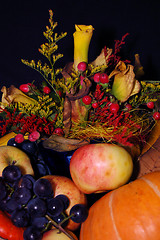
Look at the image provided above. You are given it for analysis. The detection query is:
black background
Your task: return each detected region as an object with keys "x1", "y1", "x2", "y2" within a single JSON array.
[{"x1": 0, "y1": 0, "x2": 160, "y2": 96}]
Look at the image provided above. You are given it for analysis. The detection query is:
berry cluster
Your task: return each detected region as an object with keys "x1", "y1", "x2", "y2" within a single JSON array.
[
  {"x1": 77, "y1": 62, "x2": 111, "y2": 111},
  {"x1": 0, "y1": 165, "x2": 88, "y2": 240},
  {"x1": 78, "y1": 62, "x2": 160, "y2": 123}
]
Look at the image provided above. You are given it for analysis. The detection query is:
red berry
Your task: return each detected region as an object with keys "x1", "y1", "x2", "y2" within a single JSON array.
[
  {"x1": 27, "y1": 83, "x2": 36, "y2": 88},
  {"x1": 99, "y1": 73, "x2": 109, "y2": 84},
  {"x1": 153, "y1": 112, "x2": 160, "y2": 120},
  {"x1": 82, "y1": 95, "x2": 92, "y2": 105},
  {"x1": 93, "y1": 73, "x2": 101, "y2": 83},
  {"x1": 110, "y1": 103, "x2": 120, "y2": 113},
  {"x1": 56, "y1": 90, "x2": 62, "y2": 97},
  {"x1": 19, "y1": 84, "x2": 30, "y2": 93},
  {"x1": 28, "y1": 131, "x2": 40, "y2": 142},
  {"x1": 147, "y1": 101, "x2": 154, "y2": 109},
  {"x1": 92, "y1": 102, "x2": 99, "y2": 109},
  {"x1": 125, "y1": 104, "x2": 132, "y2": 111},
  {"x1": 58, "y1": 91, "x2": 62, "y2": 97},
  {"x1": 43, "y1": 86, "x2": 51, "y2": 94},
  {"x1": 77, "y1": 62, "x2": 87, "y2": 72},
  {"x1": 53, "y1": 128, "x2": 64, "y2": 136},
  {"x1": 15, "y1": 134, "x2": 24, "y2": 143}
]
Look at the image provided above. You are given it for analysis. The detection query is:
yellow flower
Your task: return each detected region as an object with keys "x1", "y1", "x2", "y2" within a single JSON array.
[
  {"x1": 109, "y1": 61, "x2": 141, "y2": 102},
  {"x1": 73, "y1": 24, "x2": 94, "y2": 70},
  {"x1": 1, "y1": 85, "x2": 37, "y2": 108}
]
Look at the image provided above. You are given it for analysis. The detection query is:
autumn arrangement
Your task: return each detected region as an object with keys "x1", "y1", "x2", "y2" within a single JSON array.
[
  {"x1": 1, "y1": 9, "x2": 160, "y2": 151},
  {"x1": 0, "y1": 9, "x2": 160, "y2": 240}
]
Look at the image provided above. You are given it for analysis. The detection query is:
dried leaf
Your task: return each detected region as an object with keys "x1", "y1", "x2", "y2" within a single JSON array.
[
  {"x1": 43, "y1": 134, "x2": 90, "y2": 152},
  {"x1": 70, "y1": 99, "x2": 88, "y2": 123},
  {"x1": 1, "y1": 85, "x2": 36, "y2": 106},
  {"x1": 141, "y1": 120, "x2": 160, "y2": 155},
  {"x1": 137, "y1": 135, "x2": 160, "y2": 178},
  {"x1": 63, "y1": 97, "x2": 72, "y2": 136},
  {"x1": 129, "y1": 80, "x2": 141, "y2": 97},
  {"x1": 91, "y1": 48, "x2": 112, "y2": 67},
  {"x1": 62, "y1": 62, "x2": 92, "y2": 134}
]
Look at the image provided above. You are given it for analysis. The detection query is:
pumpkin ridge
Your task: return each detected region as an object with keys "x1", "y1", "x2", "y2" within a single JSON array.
[
  {"x1": 109, "y1": 191, "x2": 122, "y2": 240},
  {"x1": 141, "y1": 176, "x2": 160, "y2": 198}
]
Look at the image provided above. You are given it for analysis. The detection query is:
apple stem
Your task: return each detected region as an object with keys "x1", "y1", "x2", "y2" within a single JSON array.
[{"x1": 45, "y1": 214, "x2": 76, "y2": 240}]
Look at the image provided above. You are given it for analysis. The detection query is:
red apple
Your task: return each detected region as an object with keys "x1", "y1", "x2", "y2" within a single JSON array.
[
  {"x1": 70, "y1": 143, "x2": 133, "y2": 194},
  {"x1": 0, "y1": 146, "x2": 34, "y2": 176},
  {"x1": 43, "y1": 175, "x2": 87, "y2": 231},
  {"x1": 0, "y1": 210, "x2": 24, "y2": 240},
  {"x1": 42, "y1": 229, "x2": 78, "y2": 240}
]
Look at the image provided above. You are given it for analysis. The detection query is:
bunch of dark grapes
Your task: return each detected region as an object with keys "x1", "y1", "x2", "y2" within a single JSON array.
[
  {"x1": 0, "y1": 165, "x2": 88, "y2": 240},
  {"x1": 7, "y1": 137, "x2": 74, "y2": 179},
  {"x1": 7, "y1": 138, "x2": 51, "y2": 178}
]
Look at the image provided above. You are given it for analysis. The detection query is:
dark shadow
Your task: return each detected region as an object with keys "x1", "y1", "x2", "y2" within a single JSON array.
[{"x1": 143, "y1": 55, "x2": 159, "y2": 80}]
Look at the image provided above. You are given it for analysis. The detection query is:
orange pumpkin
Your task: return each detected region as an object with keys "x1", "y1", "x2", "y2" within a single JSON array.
[{"x1": 80, "y1": 171, "x2": 160, "y2": 240}]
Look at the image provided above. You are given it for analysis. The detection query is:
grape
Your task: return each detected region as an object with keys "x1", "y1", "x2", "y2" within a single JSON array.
[
  {"x1": 11, "y1": 208, "x2": 30, "y2": 227},
  {"x1": 20, "y1": 140, "x2": 38, "y2": 155},
  {"x1": 23, "y1": 174, "x2": 36, "y2": 185},
  {"x1": 17, "y1": 176, "x2": 34, "y2": 190},
  {"x1": 0, "y1": 196, "x2": 10, "y2": 212},
  {"x1": 13, "y1": 187, "x2": 32, "y2": 205},
  {"x1": 36, "y1": 150, "x2": 52, "y2": 176},
  {"x1": 7, "y1": 138, "x2": 20, "y2": 148},
  {"x1": 33, "y1": 178, "x2": 53, "y2": 198},
  {"x1": 36, "y1": 161, "x2": 51, "y2": 177},
  {"x1": 23, "y1": 226, "x2": 43, "y2": 240},
  {"x1": 27, "y1": 197, "x2": 47, "y2": 217},
  {"x1": 2, "y1": 165, "x2": 22, "y2": 183},
  {"x1": 47, "y1": 198, "x2": 64, "y2": 217},
  {"x1": 5, "y1": 198, "x2": 20, "y2": 213},
  {"x1": 0, "y1": 177, "x2": 7, "y2": 200},
  {"x1": 54, "y1": 194, "x2": 69, "y2": 210},
  {"x1": 70, "y1": 204, "x2": 88, "y2": 223},
  {"x1": 31, "y1": 216, "x2": 49, "y2": 230},
  {"x1": 37, "y1": 151, "x2": 44, "y2": 161},
  {"x1": 52, "y1": 213, "x2": 69, "y2": 228},
  {"x1": 13, "y1": 178, "x2": 21, "y2": 189},
  {"x1": 0, "y1": 196, "x2": 11, "y2": 211}
]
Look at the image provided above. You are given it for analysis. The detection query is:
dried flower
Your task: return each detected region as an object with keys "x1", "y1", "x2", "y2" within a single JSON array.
[{"x1": 109, "y1": 61, "x2": 141, "y2": 102}]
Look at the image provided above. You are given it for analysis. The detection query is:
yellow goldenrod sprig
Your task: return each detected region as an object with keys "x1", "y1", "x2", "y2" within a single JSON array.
[
  {"x1": 56, "y1": 76, "x2": 79, "y2": 94},
  {"x1": 88, "y1": 64, "x2": 107, "y2": 76},
  {"x1": 21, "y1": 10, "x2": 67, "y2": 102},
  {"x1": 129, "y1": 81, "x2": 160, "y2": 107},
  {"x1": 14, "y1": 95, "x2": 57, "y2": 120}
]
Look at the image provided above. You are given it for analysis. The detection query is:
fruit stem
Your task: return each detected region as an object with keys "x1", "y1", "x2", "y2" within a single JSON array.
[
  {"x1": 59, "y1": 213, "x2": 75, "y2": 227},
  {"x1": 6, "y1": 183, "x2": 14, "y2": 197},
  {"x1": 45, "y1": 214, "x2": 76, "y2": 240}
]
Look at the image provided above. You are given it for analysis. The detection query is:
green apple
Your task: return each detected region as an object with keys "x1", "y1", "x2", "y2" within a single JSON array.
[{"x1": 0, "y1": 146, "x2": 34, "y2": 176}]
